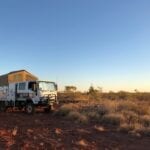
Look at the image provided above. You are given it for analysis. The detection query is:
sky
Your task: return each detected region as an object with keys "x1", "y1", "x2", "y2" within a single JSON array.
[{"x1": 0, "y1": 0, "x2": 150, "y2": 92}]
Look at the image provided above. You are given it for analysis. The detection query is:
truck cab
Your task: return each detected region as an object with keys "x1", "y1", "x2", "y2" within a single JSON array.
[{"x1": 1, "y1": 80, "x2": 58, "y2": 114}]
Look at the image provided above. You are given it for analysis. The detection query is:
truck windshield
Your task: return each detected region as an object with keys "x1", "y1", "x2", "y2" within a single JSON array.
[{"x1": 39, "y1": 82, "x2": 56, "y2": 92}]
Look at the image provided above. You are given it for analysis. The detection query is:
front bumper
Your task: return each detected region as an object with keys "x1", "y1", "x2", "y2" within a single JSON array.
[{"x1": 38, "y1": 96, "x2": 58, "y2": 106}]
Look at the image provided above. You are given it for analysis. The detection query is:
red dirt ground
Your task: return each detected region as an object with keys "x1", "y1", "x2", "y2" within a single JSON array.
[{"x1": 0, "y1": 111, "x2": 149, "y2": 150}]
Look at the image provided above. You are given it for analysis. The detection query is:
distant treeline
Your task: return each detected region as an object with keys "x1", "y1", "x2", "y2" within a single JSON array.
[
  {"x1": 101, "y1": 92, "x2": 150, "y2": 101},
  {"x1": 58, "y1": 91, "x2": 150, "y2": 102}
]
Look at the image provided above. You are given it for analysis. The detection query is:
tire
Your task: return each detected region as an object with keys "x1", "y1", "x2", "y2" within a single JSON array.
[
  {"x1": 0, "y1": 101, "x2": 6, "y2": 112},
  {"x1": 25, "y1": 103, "x2": 35, "y2": 114}
]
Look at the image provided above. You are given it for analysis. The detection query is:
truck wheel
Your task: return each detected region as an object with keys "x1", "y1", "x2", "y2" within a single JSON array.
[
  {"x1": 25, "y1": 103, "x2": 35, "y2": 114},
  {"x1": 0, "y1": 102, "x2": 6, "y2": 112}
]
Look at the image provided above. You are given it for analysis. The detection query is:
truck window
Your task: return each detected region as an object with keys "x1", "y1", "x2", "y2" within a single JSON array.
[
  {"x1": 19, "y1": 82, "x2": 26, "y2": 90},
  {"x1": 28, "y1": 82, "x2": 37, "y2": 91},
  {"x1": 39, "y1": 82, "x2": 56, "y2": 91}
]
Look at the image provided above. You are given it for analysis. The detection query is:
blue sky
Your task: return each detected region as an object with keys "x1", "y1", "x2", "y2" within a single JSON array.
[{"x1": 0, "y1": 0, "x2": 150, "y2": 92}]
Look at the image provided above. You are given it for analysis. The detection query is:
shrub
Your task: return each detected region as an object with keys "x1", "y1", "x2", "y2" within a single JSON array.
[
  {"x1": 117, "y1": 101, "x2": 138, "y2": 112},
  {"x1": 54, "y1": 104, "x2": 78, "y2": 116},
  {"x1": 122, "y1": 110, "x2": 139, "y2": 124},
  {"x1": 140, "y1": 115, "x2": 150, "y2": 127},
  {"x1": 86, "y1": 111, "x2": 101, "y2": 121},
  {"x1": 119, "y1": 123, "x2": 143, "y2": 134},
  {"x1": 101, "y1": 100, "x2": 118, "y2": 113},
  {"x1": 102, "y1": 113, "x2": 125, "y2": 126},
  {"x1": 119, "y1": 123, "x2": 135, "y2": 133},
  {"x1": 67, "y1": 111, "x2": 88, "y2": 124}
]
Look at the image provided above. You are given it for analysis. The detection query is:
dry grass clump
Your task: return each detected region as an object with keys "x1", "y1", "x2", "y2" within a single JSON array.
[
  {"x1": 100, "y1": 100, "x2": 118, "y2": 113},
  {"x1": 80, "y1": 104, "x2": 108, "y2": 117},
  {"x1": 54, "y1": 104, "x2": 88, "y2": 124},
  {"x1": 119, "y1": 122, "x2": 150, "y2": 136},
  {"x1": 121, "y1": 110, "x2": 139, "y2": 124},
  {"x1": 119, "y1": 123, "x2": 142, "y2": 133},
  {"x1": 54, "y1": 103, "x2": 78, "y2": 116},
  {"x1": 86, "y1": 111, "x2": 101, "y2": 120},
  {"x1": 117, "y1": 101, "x2": 138, "y2": 112},
  {"x1": 117, "y1": 101, "x2": 149, "y2": 115},
  {"x1": 140, "y1": 115, "x2": 150, "y2": 127},
  {"x1": 102, "y1": 113, "x2": 125, "y2": 125},
  {"x1": 67, "y1": 111, "x2": 88, "y2": 124}
]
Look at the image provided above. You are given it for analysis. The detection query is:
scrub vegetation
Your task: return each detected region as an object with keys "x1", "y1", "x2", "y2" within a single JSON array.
[{"x1": 57, "y1": 87, "x2": 150, "y2": 136}]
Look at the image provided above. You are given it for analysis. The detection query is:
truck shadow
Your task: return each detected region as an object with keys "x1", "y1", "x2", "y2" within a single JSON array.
[{"x1": 4, "y1": 107, "x2": 55, "y2": 114}]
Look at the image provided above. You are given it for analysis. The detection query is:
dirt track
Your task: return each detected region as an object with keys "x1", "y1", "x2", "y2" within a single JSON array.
[{"x1": 0, "y1": 111, "x2": 149, "y2": 150}]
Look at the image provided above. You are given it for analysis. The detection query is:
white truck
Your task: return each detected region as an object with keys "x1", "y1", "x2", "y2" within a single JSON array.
[{"x1": 0, "y1": 80, "x2": 58, "y2": 114}]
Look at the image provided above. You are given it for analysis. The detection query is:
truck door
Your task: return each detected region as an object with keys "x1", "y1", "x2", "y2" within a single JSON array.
[{"x1": 15, "y1": 83, "x2": 18, "y2": 99}]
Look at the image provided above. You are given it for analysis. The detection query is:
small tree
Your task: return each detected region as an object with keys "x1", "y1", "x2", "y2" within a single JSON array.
[
  {"x1": 65, "y1": 86, "x2": 77, "y2": 92},
  {"x1": 88, "y1": 86, "x2": 99, "y2": 100},
  {"x1": 88, "y1": 86, "x2": 95, "y2": 95}
]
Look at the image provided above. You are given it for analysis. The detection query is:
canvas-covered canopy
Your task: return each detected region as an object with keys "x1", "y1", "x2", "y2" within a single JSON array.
[{"x1": 0, "y1": 70, "x2": 38, "y2": 86}]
